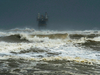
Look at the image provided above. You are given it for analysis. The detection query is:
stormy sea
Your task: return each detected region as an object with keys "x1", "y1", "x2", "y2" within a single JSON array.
[{"x1": 0, "y1": 28, "x2": 100, "y2": 75}]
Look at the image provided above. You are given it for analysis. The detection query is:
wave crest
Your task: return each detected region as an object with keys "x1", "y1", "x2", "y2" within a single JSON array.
[
  {"x1": 0, "y1": 33, "x2": 68, "y2": 42},
  {"x1": 0, "y1": 34, "x2": 29, "y2": 42}
]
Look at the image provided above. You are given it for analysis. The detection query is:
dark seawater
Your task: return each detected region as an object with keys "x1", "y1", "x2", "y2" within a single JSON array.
[{"x1": 0, "y1": 28, "x2": 100, "y2": 75}]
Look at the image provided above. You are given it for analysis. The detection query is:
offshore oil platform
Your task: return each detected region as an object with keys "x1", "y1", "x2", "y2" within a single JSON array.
[{"x1": 37, "y1": 12, "x2": 48, "y2": 29}]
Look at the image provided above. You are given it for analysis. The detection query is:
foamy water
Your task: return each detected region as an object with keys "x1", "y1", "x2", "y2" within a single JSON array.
[
  {"x1": 0, "y1": 28, "x2": 100, "y2": 75},
  {"x1": 0, "y1": 28, "x2": 100, "y2": 63}
]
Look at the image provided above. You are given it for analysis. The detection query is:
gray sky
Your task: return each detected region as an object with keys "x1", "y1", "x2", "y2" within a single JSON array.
[{"x1": 0, "y1": 0, "x2": 100, "y2": 30}]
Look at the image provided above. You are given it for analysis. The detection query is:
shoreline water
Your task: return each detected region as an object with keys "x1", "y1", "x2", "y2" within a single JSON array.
[{"x1": 0, "y1": 28, "x2": 100, "y2": 75}]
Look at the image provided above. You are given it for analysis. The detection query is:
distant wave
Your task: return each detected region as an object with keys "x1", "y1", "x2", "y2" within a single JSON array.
[
  {"x1": 0, "y1": 31, "x2": 100, "y2": 43},
  {"x1": 10, "y1": 28, "x2": 35, "y2": 32},
  {"x1": 69, "y1": 34, "x2": 100, "y2": 39},
  {"x1": 31, "y1": 33, "x2": 68, "y2": 39},
  {"x1": 0, "y1": 34, "x2": 29, "y2": 43},
  {"x1": 0, "y1": 33, "x2": 68, "y2": 42}
]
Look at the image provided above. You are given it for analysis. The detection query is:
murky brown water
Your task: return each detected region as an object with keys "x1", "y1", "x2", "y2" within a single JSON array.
[{"x1": 0, "y1": 58, "x2": 100, "y2": 75}]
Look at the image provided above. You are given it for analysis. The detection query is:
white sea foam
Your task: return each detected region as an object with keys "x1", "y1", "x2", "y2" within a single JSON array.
[
  {"x1": 0, "y1": 28, "x2": 100, "y2": 64},
  {"x1": 92, "y1": 36, "x2": 100, "y2": 41}
]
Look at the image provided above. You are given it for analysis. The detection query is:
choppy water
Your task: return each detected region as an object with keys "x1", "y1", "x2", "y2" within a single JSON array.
[{"x1": 0, "y1": 28, "x2": 100, "y2": 75}]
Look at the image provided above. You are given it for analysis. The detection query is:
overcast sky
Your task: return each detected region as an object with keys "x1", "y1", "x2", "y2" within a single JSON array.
[{"x1": 0, "y1": 0, "x2": 100, "y2": 30}]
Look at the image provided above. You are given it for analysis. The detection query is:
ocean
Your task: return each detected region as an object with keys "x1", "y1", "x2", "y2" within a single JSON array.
[{"x1": 0, "y1": 28, "x2": 100, "y2": 75}]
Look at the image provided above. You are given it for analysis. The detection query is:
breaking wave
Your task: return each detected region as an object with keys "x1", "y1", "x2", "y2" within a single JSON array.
[
  {"x1": 0, "y1": 34, "x2": 29, "y2": 42},
  {"x1": 0, "y1": 33, "x2": 68, "y2": 42},
  {"x1": 0, "y1": 28, "x2": 100, "y2": 74},
  {"x1": 69, "y1": 34, "x2": 100, "y2": 39}
]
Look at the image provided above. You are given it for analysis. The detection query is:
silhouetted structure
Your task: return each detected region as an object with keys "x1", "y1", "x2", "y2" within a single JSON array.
[{"x1": 37, "y1": 12, "x2": 48, "y2": 29}]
